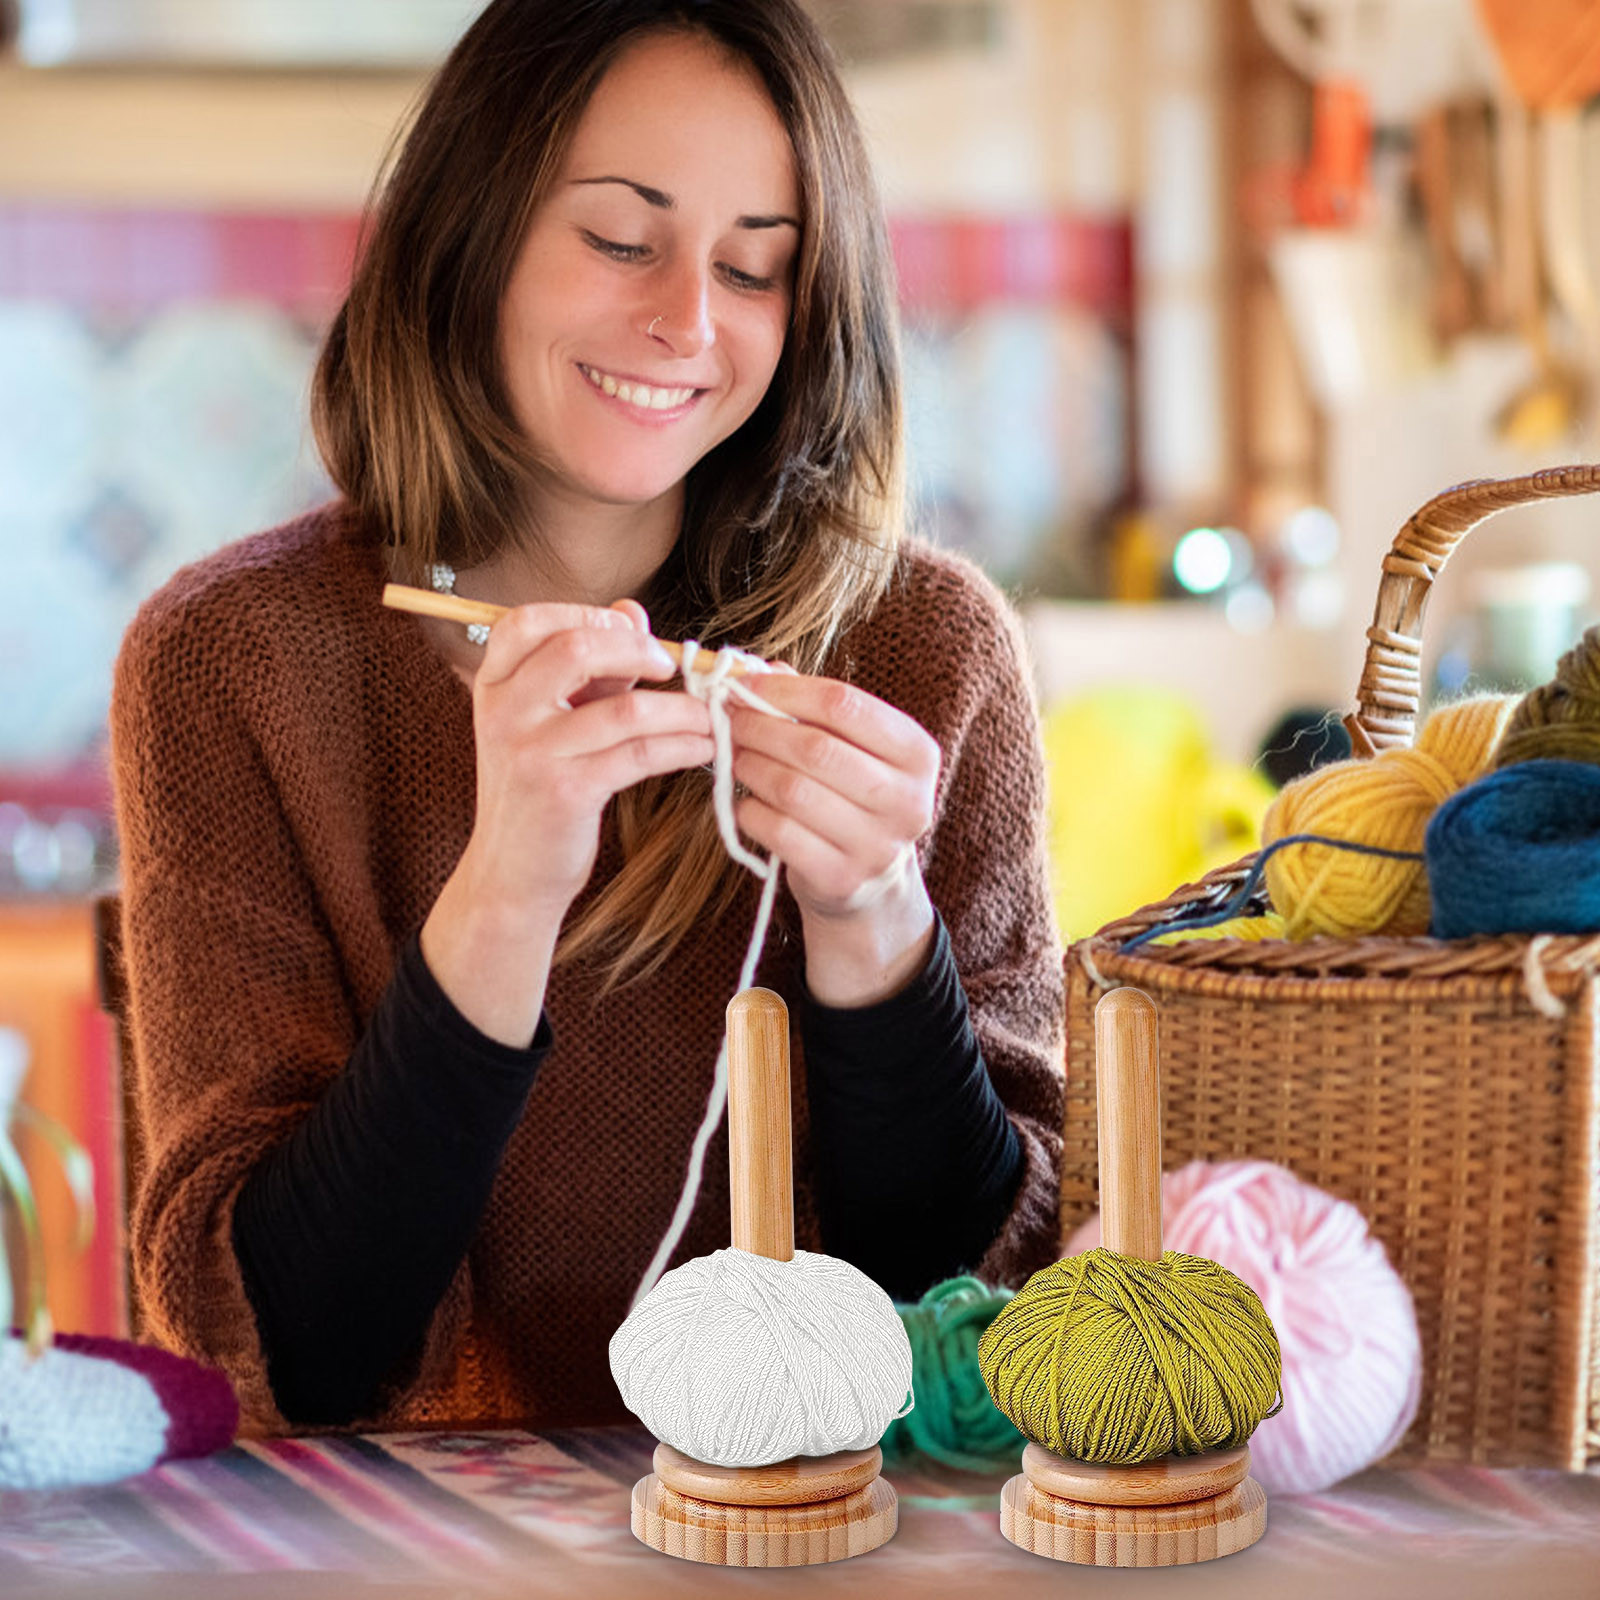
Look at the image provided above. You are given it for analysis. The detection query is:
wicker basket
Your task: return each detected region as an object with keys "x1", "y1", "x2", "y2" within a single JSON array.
[{"x1": 1065, "y1": 465, "x2": 1600, "y2": 1470}]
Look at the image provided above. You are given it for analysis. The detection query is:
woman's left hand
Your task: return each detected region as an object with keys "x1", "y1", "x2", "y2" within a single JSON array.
[{"x1": 726, "y1": 669, "x2": 941, "y2": 1005}]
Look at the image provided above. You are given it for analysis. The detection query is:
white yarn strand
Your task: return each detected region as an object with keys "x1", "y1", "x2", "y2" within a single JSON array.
[
  {"x1": 612, "y1": 639, "x2": 918, "y2": 1467},
  {"x1": 687, "y1": 637, "x2": 795, "y2": 876},
  {"x1": 416, "y1": 581, "x2": 799, "y2": 1314},
  {"x1": 627, "y1": 640, "x2": 796, "y2": 1313}
]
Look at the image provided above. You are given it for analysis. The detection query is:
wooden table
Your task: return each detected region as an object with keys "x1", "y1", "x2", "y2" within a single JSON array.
[{"x1": 2, "y1": 1427, "x2": 1597, "y2": 1599}]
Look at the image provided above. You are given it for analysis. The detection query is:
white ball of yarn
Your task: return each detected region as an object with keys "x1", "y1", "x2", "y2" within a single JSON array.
[
  {"x1": 609, "y1": 1246, "x2": 914, "y2": 1468},
  {"x1": 1067, "y1": 1159, "x2": 1422, "y2": 1495}
]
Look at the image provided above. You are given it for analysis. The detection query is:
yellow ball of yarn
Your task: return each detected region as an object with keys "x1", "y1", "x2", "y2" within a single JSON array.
[
  {"x1": 1262, "y1": 695, "x2": 1516, "y2": 938},
  {"x1": 976, "y1": 1248, "x2": 1282, "y2": 1465}
]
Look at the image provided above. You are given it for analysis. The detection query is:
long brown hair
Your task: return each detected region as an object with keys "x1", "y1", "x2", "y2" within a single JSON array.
[{"x1": 312, "y1": 0, "x2": 905, "y2": 987}]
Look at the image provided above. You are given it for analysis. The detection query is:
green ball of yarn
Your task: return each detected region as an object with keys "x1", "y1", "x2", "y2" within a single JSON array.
[
  {"x1": 976, "y1": 1248, "x2": 1283, "y2": 1466},
  {"x1": 1496, "y1": 624, "x2": 1600, "y2": 768},
  {"x1": 879, "y1": 1276, "x2": 1027, "y2": 1473}
]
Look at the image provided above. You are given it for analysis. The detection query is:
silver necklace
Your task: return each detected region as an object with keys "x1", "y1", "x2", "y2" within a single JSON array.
[{"x1": 429, "y1": 561, "x2": 491, "y2": 646}]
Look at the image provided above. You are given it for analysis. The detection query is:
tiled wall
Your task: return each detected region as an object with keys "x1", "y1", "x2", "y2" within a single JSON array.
[
  {"x1": 0, "y1": 204, "x2": 1130, "y2": 771},
  {"x1": 0, "y1": 209, "x2": 357, "y2": 769}
]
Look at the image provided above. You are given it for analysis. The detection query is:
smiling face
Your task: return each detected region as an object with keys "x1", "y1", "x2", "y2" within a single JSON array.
[{"x1": 497, "y1": 30, "x2": 801, "y2": 524}]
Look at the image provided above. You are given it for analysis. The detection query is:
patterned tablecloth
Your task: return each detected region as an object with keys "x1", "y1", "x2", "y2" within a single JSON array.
[{"x1": 2, "y1": 1427, "x2": 1597, "y2": 1600}]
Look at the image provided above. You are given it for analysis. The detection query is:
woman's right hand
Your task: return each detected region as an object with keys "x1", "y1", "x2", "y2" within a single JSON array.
[{"x1": 421, "y1": 599, "x2": 714, "y2": 1046}]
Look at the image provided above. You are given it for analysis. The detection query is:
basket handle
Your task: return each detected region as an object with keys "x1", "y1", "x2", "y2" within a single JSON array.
[{"x1": 1344, "y1": 463, "x2": 1600, "y2": 758}]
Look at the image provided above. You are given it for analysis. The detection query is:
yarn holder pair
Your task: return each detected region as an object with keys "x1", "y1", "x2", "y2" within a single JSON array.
[
  {"x1": 629, "y1": 988, "x2": 898, "y2": 1566},
  {"x1": 996, "y1": 990, "x2": 1268, "y2": 1567}
]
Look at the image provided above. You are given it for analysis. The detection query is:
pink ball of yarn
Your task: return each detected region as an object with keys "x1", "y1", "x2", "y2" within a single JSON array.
[{"x1": 1065, "y1": 1159, "x2": 1420, "y2": 1495}]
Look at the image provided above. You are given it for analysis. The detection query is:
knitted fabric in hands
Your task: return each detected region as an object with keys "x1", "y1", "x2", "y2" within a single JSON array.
[{"x1": 108, "y1": 504, "x2": 1066, "y2": 1437}]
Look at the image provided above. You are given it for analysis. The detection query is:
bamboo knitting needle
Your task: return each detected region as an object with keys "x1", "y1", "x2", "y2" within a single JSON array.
[
  {"x1": 381, "y1": 582, "x2": 761, "y2": 677},
  {"x1": 997, "y1": 988, "x2": 1268, "y2": 1567},
  {"x1": 630, "y1": 989, "x2": 899, "y2": 1567}
]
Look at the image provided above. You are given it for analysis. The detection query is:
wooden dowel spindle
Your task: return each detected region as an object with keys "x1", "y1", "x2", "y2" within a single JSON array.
[
  {"x1": 726, "y1": 989, "x2": 793, "y2": 1262},
  {"x1": 633, "y1": 986, "x2": 899, "y2": 1566},
  {"x1": 1094, "y1": 988, "x2": 1163, "y2": 1261},
  {"x1": 997, "y1": 986, "x2": 1268, "y2": 1566}
]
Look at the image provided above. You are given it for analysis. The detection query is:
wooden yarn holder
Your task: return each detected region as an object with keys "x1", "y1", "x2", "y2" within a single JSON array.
[
  {"x1": 630, "y1": 988, "x2": 898, "y2": 1566},
  {"x1": 998, "y1": 988, "x2": 1268, "y2": 1567}
]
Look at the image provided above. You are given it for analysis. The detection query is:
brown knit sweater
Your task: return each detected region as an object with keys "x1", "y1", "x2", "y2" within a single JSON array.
[{"x1": 109, "y1": 502, "x2": 1065, "y2": 1437}]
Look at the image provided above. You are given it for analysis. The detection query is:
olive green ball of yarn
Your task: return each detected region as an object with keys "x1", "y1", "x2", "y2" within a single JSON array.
[
  {"x1": 1495, "y1": 624, "x2": 1600, "y2": 769},
  {"x1": 976, "y1": 1248, "x2": 1283, "y2": 1465}
]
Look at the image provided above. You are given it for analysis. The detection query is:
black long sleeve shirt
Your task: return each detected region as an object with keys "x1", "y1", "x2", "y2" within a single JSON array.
[{"x1": 232, "y1": 913, "x2": 1022, "y2": 1426}]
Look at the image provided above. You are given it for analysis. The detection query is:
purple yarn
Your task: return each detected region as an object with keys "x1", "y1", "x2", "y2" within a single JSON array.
[{"x1": 1425, "y1": 759, "x2": 1600, "y2": 938}]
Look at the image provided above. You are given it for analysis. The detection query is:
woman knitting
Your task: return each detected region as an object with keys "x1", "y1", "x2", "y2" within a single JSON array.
[{"x1": 110, "y1": 0, "x2": 1064, "y2": 1435}]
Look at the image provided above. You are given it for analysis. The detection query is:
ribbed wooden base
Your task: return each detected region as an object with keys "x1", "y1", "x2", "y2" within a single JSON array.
[
  {"x1": 999, "y1": 1444, "x2": 1267, "y2": 1567},
  {"x1": 630, "y1": 1444, "x2": 898, "y2": 1566}
]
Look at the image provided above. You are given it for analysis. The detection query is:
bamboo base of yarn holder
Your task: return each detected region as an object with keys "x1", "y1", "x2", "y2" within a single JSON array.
[
  {"x1": 999, "y1": 1443, "x2": 1266, "y2": 1567},
  {"x1": 632, "y1": 1442, "x2": 898, "y2": 1565},
  {"x1": 996, "y1": 989, "x2": 1268, "y2": 1567},
  {"x1": 628, "y1": 989, "x2": 898, "y2": 1567}
]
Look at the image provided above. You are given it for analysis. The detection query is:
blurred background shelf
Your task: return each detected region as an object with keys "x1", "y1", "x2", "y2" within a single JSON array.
[{"x1": 1022, "y1": 600, "x2": 1343, "y2": 765}]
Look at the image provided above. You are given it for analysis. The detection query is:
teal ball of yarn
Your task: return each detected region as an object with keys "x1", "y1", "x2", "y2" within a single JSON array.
[
  {"x1": 880, "y1": 1276, "x2": 1026, "y2": 1473},
  {"x1": 1427, "y1": 759, "x2": 1600, "y2": 937}
]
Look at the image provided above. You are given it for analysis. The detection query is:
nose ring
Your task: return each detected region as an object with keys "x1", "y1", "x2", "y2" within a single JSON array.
[{"x1": 647, "y1": 314, "x2": 663, "y2": 340}]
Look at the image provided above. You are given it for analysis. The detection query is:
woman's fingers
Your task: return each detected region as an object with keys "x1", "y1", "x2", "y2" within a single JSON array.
[
  {"x1": 533, "y1": 686, "x2": 713, "y2": 761},
  {"x1": 607, "y1": 597, "x2": 651, "y2": 634},
  {"x1": 730, "y1": 741, "x2": 925, "y2": 908},
  {"x1": 731, "y1": 745, "x2": 895, "y2": 859},
  {"x1": 563, "y1": 598, "x2": 657, "y2": 705},
  {"x1": 482, "y1": 614, "x2": 677, "y2": 713},
  {"x1": 726, "y1": 689, "x2": 938, "y2": 835},
  {"x1": 579, "y1": 731, "x2": 717, "y2": 796},
  {"x1": 733, "y1": 791, "x2": 913, "y2": 911},
  {"x1": 533, "y1": 623, "x2": 675, "y2": 708},
  {"x1": 722, "y1": 672, "x2": 938, "y2": 917},
  {"x1": 728, "y1": 711, "x2": 898, "y2": 817},
  {"x1": 570, "y1": 599, "x2": 665, "y2": 706},
  {"x1": 736, "y1": 671, "x2": 938, "y2": 777},
  {"x1": 466, "y1": 595, "x2": 710, "y2": 792},
  {"x1": 476, "y1": 602, "x2": 622, "y2": 686},
  {"x1": 475, "y1": 600, "x2": 671, "y2": 697}
]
